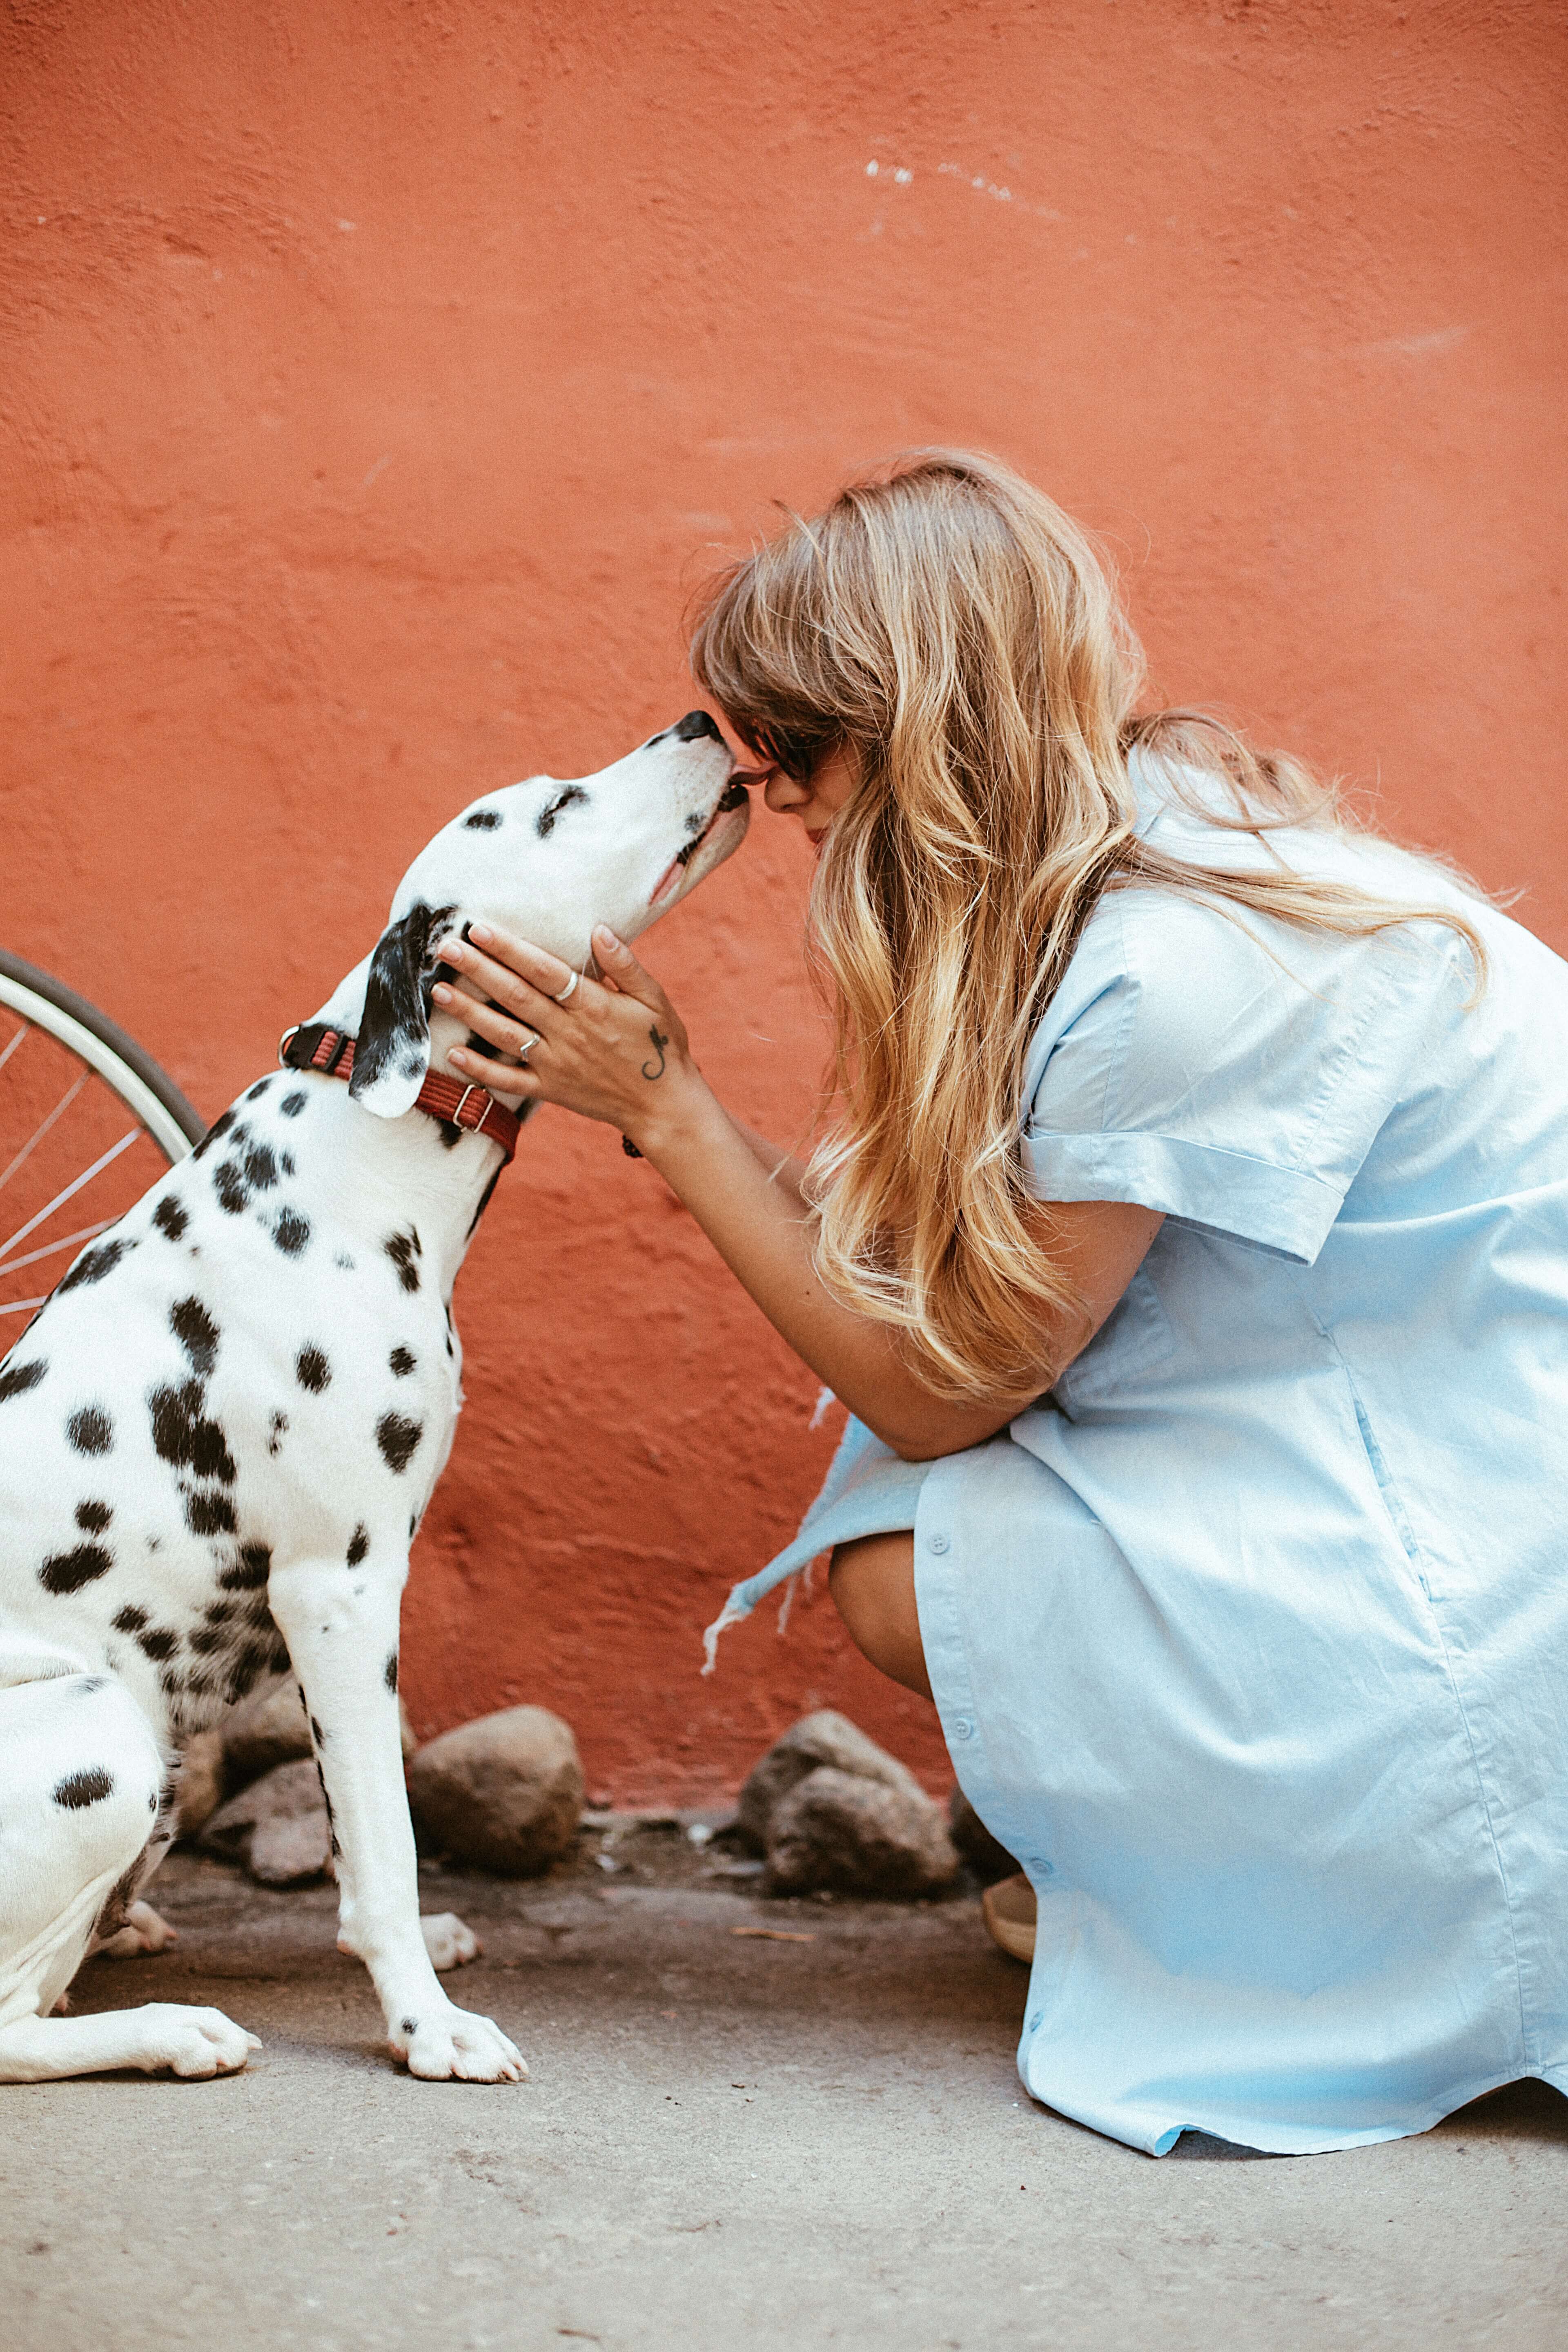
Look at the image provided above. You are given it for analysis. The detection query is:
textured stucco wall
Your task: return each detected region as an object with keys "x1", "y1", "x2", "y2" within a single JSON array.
[{"x1": 2, "y1": 1, "x2": 1564, "y2": 1801}]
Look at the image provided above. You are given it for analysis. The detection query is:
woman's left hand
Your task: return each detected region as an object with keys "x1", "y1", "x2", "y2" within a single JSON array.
[{"x1": 432, "y1": 921, "x2": 702, "y2": 1152}]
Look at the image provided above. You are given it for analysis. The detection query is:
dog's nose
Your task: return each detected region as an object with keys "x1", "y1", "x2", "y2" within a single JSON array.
[{"x1": 671, "y1": 709, "x2": 723, "y2": 743}]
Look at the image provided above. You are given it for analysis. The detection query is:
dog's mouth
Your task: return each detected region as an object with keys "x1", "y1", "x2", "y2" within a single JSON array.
[{"x1": 649, "y1": 778, "x2": 752, "y2": 908}]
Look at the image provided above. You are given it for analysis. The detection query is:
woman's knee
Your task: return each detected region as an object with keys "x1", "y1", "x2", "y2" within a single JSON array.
[{"x1": 828, "y1": 1531, "x2": 931, "y2": 1699}]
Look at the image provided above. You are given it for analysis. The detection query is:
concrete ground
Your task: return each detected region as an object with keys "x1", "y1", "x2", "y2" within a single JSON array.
[{"x1": 4, "y1": 1824, "x2": 1566, "y2": 2352}]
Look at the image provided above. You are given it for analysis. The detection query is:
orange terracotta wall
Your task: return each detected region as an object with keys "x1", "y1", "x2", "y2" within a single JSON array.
[{"x1": 2, "y1": 2, "x2": 1564, "y2": 1802}]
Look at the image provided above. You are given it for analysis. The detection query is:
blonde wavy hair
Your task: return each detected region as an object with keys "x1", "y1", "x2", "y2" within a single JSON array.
[{"x1": 690, "y1": 450, "x2": 1486, "y2": 1403}]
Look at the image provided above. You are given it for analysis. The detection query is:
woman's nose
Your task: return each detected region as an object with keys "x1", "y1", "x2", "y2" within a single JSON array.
[{"x1": 763, "y1": 769, "x2": 806, "y2": 814}]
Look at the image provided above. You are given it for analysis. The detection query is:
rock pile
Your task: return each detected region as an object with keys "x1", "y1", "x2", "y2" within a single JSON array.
[
  {"x1": 738, "y1": 1712, "x2": 960, "y2": 1899},
  {"x1": 185, "y1": 1672, "x2": 585, "y2": 1888}
]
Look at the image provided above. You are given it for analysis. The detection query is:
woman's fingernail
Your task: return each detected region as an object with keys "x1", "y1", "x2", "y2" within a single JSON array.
[
  {"x1": 468, "y1": 920, "x2": 493, "y2": 945},
  {"x1": 595, "y1": 924, "x2": 621, "y2": 950},
  {"x1": 431, "y1": 983, "x2": 452, "y2": 1005},
  {"x1": 439, "y1": 940, "x2": 465, "y2": 964}
]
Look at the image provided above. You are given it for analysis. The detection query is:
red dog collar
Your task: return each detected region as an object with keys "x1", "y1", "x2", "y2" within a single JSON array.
[{"x1": 278, "y1": 1024, "x2": 522, "y2": 1164}]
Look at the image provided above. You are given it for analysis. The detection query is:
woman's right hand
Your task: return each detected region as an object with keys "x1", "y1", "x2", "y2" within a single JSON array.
[{"x1": 433, "y1": 920, "x2": 709, "y2": 1157}]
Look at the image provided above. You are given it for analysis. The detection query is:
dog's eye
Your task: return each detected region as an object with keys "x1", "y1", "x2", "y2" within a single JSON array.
[{"x1": 537, "y1": 786, "x2": 588, "y2": 840}]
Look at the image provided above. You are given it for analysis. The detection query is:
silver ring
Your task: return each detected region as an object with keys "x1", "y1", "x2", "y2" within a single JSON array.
[
  {"x1": 551, "y1": 969, "x2": 581, "y2": 1004},
  {"x1": 516, "y1": 1029, "x2": 539, "y2": 1062}
]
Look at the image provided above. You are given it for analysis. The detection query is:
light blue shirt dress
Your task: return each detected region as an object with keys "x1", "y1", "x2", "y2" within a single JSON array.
[{"x1": 707, "y1": 764, "x2": 1568, "y2": 2156}]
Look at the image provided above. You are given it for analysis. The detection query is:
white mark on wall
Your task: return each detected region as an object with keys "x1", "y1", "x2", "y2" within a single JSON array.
[
  {"x1": 362, "y1": 452, "x2": 392, "y2": 489},
  {"x1": 1356, "y1": 325, "x2": 1471, "y2": 359},
  {"x1": 865, "y1": 161, "x2": 914, "y2": 183},
  {"x1": 936, "y1": 160, "x2": 1062, "y2": 221}
]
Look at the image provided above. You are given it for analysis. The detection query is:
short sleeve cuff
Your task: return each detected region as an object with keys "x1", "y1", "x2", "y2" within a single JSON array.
[{"x1": 1021, "y1": 1126, "x2": 1345, "y2": 1263}]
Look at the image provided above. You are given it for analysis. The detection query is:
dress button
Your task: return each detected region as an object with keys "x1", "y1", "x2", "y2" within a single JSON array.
[
  {"x1": 927, "y1": 1531, "x2": 950, "y2": 1555},
  {"x1": 951, "y1": 1717, "x2": 973, "y2": 1741}
]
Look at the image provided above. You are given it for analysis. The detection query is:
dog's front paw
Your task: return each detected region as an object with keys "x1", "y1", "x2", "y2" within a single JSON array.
[
  {"x1": 99, "y1": 1901, "x2": 180, "y2": 1960},
  {"x1": 391, "y1": 2002, "x2": 526, "y2": 2083},
  {"x1": 136, "y1": 2004, "x2": 263, "y2": 2078},
  {"x1": 420, "y1": 1911, "x2": 481, "y2": 1972}
]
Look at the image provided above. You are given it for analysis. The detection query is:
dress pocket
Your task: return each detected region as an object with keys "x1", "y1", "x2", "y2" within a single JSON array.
[{"x1": 1050, "y1": 1264, "x2": 1177, "y2": 1417}]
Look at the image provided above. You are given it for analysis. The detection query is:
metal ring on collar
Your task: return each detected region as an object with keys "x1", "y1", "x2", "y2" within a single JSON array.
[{"x1": 551, "y1": 969, "x2": 581, "y2": 1004}]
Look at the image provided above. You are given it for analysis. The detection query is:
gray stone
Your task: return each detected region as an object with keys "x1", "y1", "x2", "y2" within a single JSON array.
[
  {"x1": 222, "y1": 1673, "x2": 312, "y2": 1786},
  {"x1": 173, "y1": 1728, "x2": 227, "y2": 1839},
  {"x1": 737, "y1": 1709, "x2": 926, "y2": 1851},
  {"x1": 948, "y1": 1785, "x2": 1019, "y2": 1885},
  {"x1": 765, "y1": 1766, "x2": 960, "y2": 1899},
  {"x1": 406, "y1": 1704, "x2": 583, "y2": 1876},
  {"x1": 201, "y1": 1758, "x2": 333, "y2": 1886}
]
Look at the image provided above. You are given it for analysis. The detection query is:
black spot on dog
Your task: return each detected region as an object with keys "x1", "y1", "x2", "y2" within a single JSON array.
[
  {"x1": 389, "y1": 1345, "x2": 416, "y2": 1377},
  {"x1": 57, "y1": 1236, "x2": 136, "y2": 1295},
  {"x1": 75, "y1": 1499, "x2": 112, "y2": 1533},
  {"x1": 347, "y1": 1524, "x2": 370, "y2": 1566},
  {"x1": 39, "y1": 1544, "x2": 112, "y2": 1595},
  {"x1": 213, "y1": 1160, "x2": 249, "y2": 1215},
  {"x1": 536, "y1": 784, "x2": 587, "y2": 838},
  {"x1": 267, "y1": 1410, "x2": 288, "y2": 1454},
  {"x1": 185, "y1": 1488, "x2": 238, "y2": 1537},
  {"x1": 385, "y1": 1650, "x2": 399, "y2": 1693},
  {"x1": 192, "y1": 1107, "x2": 236, "y2": 1163},
  {"x1": 170, "y1": 1296, "x2": 220, "y2": 1379},
  {"x1": 463, "y1": 808, "x2": 503, "y2": 830},
  {"x1": 376, "y1": 1412, "x2": 422, "y2": 1474},
  {"x1": 114, "y1": 1604, "x2": 149, "y2": 1633},
  {"x1": 383, "y1": 1229, "x2": 421, "y2": 1294},
  {"x1": 244, "y1": 1141, "x2": 279, "y2": 1193},
  {"x1": 66, "y1": 1405, "x2": 113, "y2": 1455},
  {"x1": 0, "y1": 1356, "x2": 47, "y2": 1403},
  {"x1": 136, "y1": 1626, "x2": 179, "y2": 1662},
  {"x1": 149, "y1": 1381, "x2": 235, "y2": 1482},
  {"x1": 437, "y1": 1119, "x2": 464, "y2": 1149},
  {"x1": 152, "y1": 1196, "x2": 189, "y2": 1242},
  {"x1": 280, "y1": 1151, "x2": 296, "y2": 1177},
  {"x1": 400, "y1": 2016, "x2": 418, "y2": 2036},
  {"x1": 76, "y1": 1675, "x2": 108, "y2": 1693},
  {"x1": 246, "y1": 1078, "x2": 274, "y2": 1102},
  {"x1": 53, "y1": 1767, "x2": 114, "y2": 1809},
  {"x1": 188, "y1": 1620, "x2": 230, "y2": 1655},
  {"x1": 310, "y1": 1715, "x2": 325, "y2": 1746},
  {"x1": 222, "y1": 1541, "x2": 272, "y2": 1589},
  {"x1": 273, "y1": 1208, "x2": 311, "y2": 1257},
  {"x1": 296, "y1": 1345, "x2": 331, "y2": 1393},
  {"x1": 409, "y1": 1512, "x2": 417, "y2": 1538},
  {"x1": 281, "y1": 1090, "x2": 307, "y2": 1118},
  {"x1": 334, "y1": 1252, "x2": 355, "y2": 1270},
  {"x1": 205, "y1": 1599, "x2": 236, "y2": 1624}
]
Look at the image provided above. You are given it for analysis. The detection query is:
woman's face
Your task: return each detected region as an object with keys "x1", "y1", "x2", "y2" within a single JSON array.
[{"x1": 720, "y1": 731, "x2": 857, "y2": 850}]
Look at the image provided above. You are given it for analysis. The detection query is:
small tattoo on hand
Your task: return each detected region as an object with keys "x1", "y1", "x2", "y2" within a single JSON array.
[{"x1": 641, "y1": 1025, "x2": 669, "y2": 1081}]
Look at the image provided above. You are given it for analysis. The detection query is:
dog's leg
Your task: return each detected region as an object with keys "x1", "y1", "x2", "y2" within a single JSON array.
[
  {"x1": 266, "y1": 1558, "x2": 525, "y2": 2083},
  {"x1": 0, "y1": 1672, "x2": 258, "y2": 2082}
]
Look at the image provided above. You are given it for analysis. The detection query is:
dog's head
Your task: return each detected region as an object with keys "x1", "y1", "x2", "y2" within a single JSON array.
[{"x1": 347, "y1": 712, "x2": 749, "y2": 1119}]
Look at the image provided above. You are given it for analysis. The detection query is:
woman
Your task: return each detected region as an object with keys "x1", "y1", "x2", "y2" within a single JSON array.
[{"x1": 431, "y1": 451, "x2": 1568, "y2": 2156}]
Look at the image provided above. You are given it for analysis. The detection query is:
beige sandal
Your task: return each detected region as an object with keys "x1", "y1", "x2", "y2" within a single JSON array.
[{"x1": 981, "y1": 1870, "x2": 1037, "y2": 1964}]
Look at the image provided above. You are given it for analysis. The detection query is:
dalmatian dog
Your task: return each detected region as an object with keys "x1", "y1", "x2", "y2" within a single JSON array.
[{"x1": 0, "y1": 711, "x2": 748, "y2": 2084}]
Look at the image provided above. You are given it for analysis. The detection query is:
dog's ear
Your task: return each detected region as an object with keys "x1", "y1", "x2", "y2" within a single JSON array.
[{"x1": 349, "y1": 900, "x2": 456, "y2": 1119}]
